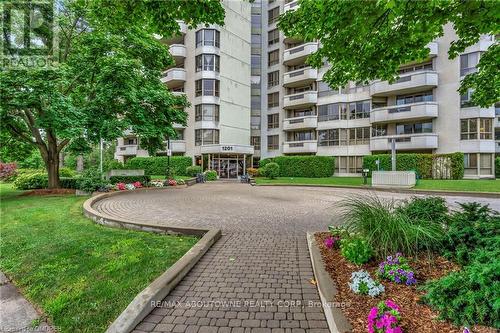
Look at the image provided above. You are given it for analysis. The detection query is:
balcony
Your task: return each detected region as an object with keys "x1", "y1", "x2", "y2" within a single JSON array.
[
  {"x1": 370, "y1": 102, "x2": 438, "y2": 124},
  {"x1": 370, "y1": 71, "x2": 438, "y2": 97},
  {"x1": 283, "y1": 115, "x2": 318, "y2": 131},
  {"x1": 460, "y1": 106, "x2": 496, "y2": 119},
  {"x1": 162, "y1": 21, "x2": 187, "y2": 44},
  {"x1": 169, "y1": 44, "x2": 186, "y2": 62},
  {"x1": 161, "y1": 68, "x2": 186, "y2": 88},
  {"x1": 496, "y1": 141, "x2": 500, "y2": 153},
  {"x1": 283, "y1": 140, "x2": 318, "y2": 154},
  {"x1": 168, "y1": 140, "x2": 186, "y2": 153},
  {"x1": 283, "y1": 42, "x2": 318, "y2": 65},
  {"x1": 283, "y1": 91, "x2": 318, "y2": 109},
  {"x1": 370, "y1": 133, "x2": 438, "y2": 151},
  {"x1": 284, "y1": 0, "x2": 299, "y2": 12},
  {"x1": 283, "y1": 67, "x2": 318, "y2": 88},
  {"x1": 115, "y1": 145, "x2": 138, "y2": 156}
]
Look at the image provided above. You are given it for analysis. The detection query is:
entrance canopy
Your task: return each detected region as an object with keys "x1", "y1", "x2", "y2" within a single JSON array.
[{"x1": 200, "y1": 144, "x2": 254, "y2": 155}]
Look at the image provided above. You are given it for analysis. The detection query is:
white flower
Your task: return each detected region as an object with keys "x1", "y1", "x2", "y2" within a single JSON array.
[{"x1": 348, "y1": 270, "x2": 384, "y2": 297}]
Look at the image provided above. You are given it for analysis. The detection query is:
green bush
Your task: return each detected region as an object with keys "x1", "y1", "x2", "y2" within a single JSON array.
[
  {"x1": 443, "y1": 202, "x2": 500, "y2": 266},
  {"x1": 108, "y1": 175, "x2": 151, "y2": 184},
  {"x1": 362, "y1": 152, "x2": 464, "y2": 179},
  {"x1": 339, "y1": 195, "x2": 445, "y2": 259},
  {"x1": 125, "y1": 157, "x2": 192, "y2": 176},
  {"x1": 59, "y1": 167, "x2": 77, "y2": 177},
  {"x1": 59, "y1": 177, "x2": 79, "y2": 189},
  {"x1": 262, "y1": 162, "x2": 280, "y2": 179},
  {"x1": 105, "y1": 160, "x2": 124, "y2": 171},
  {"x1": 396, "y1": 196, "x2": 448, "y2": 225},
  {"x1": 186, "y1": 166, "x2": 202, "y2": 177},
  {"x1": 259, "y1": 156, "x2": 335, "y2": 178},
  {"x1": 77, "y1": 169, "x2": 109, "y2": 193},
  {"x1": 14, "y1": 173, "x2": 48, "y2": 190},
  {"x1": 422, "y1": 258, "x2": 500, "y2": 328},
  {"x1": 340, "y1": 237, "x2": 373, "y2": 265},
  {"x1": 496, "y1": 157, "x2": 500, "y2": 178},
  {"x1": 204, "y1": 170, "x2": 217, "y2": 181}
]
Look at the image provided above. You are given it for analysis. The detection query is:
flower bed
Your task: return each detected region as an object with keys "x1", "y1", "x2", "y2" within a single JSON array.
[{"x1": 315, "y1": 232, "x2": 495, "y2": 333}]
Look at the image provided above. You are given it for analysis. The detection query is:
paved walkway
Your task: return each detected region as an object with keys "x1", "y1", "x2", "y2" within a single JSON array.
[{"x1": 93, "y1": 183, "x2": 500, "y2": 333}]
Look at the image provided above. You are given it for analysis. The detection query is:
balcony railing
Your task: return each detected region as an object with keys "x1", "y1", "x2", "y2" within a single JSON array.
[
  {"x1": 283, "y1": 140, "x2": 317, "y2": 154},
  {"x1": 283, "y1": 91, "x2": 318, "y2": 108},
  {"x1": 370, "y1": 133, "x2": 438, "y2": 151},
  {"x1": 160, "y1": 68, "x2": 187, "y2": 87},
  {"x1": 283, "y1": 42, "x2": 318, "y2": 65},
  {"x1": 283, "y1": 115, "x2": 318, "y2": 131},
  {"x1": 370, "y1": 71, "x2": 438, "y2": 96},
  {"x1": 370, "y1": 102, "x2": 438, "y2": 123},
  {"x1": 283, "y1": 67, "x2": 318, "y2": 87}
]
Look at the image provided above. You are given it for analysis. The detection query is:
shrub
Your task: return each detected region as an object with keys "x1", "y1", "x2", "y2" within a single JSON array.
[
  {"x1": 125, "y1": 156, "x2": 192, "y2": 176},
  {"x1": 348, "y1": 270, "x2": 385, "y2": 297},
  {"x1": 339, "y1": 195, "x2": 445, "y2": 259},
  {"x1": 443, "y1": 202, "x2": 500, "y2": 266},
  {"x1": 246, "y1": 167, "x2": 259, "y2": 177},
  {"x1": 186, "y1": 165, "x2": 202, "y2": 177},
  {"x1": 377, "y1": 253, "x2": 417, "y2": 285},
  {"x1": 259, "y1": 156, "x2": 335, "y2": 178},
  {"x1": 59, "y1": 167, "x2": 77, "y2": 177},
  {"x1": 363, "y1": 152, "x2": 464, "y2": 179},
  {"x1": 13, "y1": 172, "x2": 48, "y2": 190},
  {"x1": 367, "y1": 300, "x2": 403, "y2": 333},
  {"x1": 396, "y1": 196, "x2": 448, "y2": 225},
  {"x1": 0, "y1": 162, "x2": 17, "y2": 181},
  {"x1": 108, "y1": 175, "x2": 151, "y2": 184},
  {"x1": 77, "y1": 169, "x2": 110, "y2": 193},
  {"x1": 59, "y1": 177, "x2": 79, "y2": 189},
  {"x1": 422, "y1": 259, "x2": 500, "y2": 328},
  {"x1": 105, "y1": 160, "x2": 124, "y2": 171},
  {"x1": 340, "y1": 237, "x2": 373, "y2": 265},
  {"x1": 262, "y1": 162, "x2": 279, "y2": 179},
  {"x1": 204, "y1": 170, "x2": 217, "y2": 181}
]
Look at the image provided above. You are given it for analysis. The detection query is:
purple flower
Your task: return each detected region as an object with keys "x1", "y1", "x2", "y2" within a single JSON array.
[
  {"x1": 324, "y1": 237, "x2": 334, "y2": 249},
  {"x1": 463, "y1": 328, "x2": 471, "y2": 333}
]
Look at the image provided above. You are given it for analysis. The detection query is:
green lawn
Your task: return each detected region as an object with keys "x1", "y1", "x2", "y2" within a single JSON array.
[
  {"x1": 255, "y1": 177, "x2": 500, "y2": 193},
  {"x1": 0, "y1": 183, "x2": 198, "y2": 332}
]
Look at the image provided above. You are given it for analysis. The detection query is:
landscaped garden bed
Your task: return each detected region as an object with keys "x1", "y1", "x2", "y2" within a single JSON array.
[{"x1": 314, "y1": 196, "x2": 499, "y2": 333}]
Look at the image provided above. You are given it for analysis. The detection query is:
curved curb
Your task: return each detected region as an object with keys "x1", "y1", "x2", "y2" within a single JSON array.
[
  {"x1": 255, "y1": 183, "x2": 500, "y2": 199},
  {"x1": 307, "y1": 232, "x2": 352, "y2": 333},
  {"x1": 82, "y1": 190, "x2": 222, "y2": 333}
]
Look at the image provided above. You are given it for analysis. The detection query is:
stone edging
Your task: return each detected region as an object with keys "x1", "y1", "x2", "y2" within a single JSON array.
[
  {"x1": 306, "y1": 232, "x2": 352, "y2": 333},
  {"x1": 82, "y1": 190, "x2": 222, "y2": 333},
  {"x1": 256, "y1": 183, "x2": 500, "y2": 199}
]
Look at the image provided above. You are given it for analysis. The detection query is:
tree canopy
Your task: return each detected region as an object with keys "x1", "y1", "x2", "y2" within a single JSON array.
[
  {"x1": 278, "y1": 0, "x2": 499, "y2": 107},
  {"x1": 1, "y1": 0, "x2": 225, "y2": 187}
]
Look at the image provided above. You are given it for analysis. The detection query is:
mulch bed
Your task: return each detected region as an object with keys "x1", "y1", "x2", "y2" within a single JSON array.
[
  {"x1": 20, "y1": 188, "x2": 76, "y2": 196},
  {"x1": 315, "y1": 232, "x2": 496, "y2": 333}
]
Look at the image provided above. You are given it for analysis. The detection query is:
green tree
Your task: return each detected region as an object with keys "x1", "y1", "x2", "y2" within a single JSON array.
[
  {"x1": 278, "y1": 0, "x2": 499, "y2": 107},
  {"x1": 1, "y1": 0, "x2": 224, "y2": 188}
]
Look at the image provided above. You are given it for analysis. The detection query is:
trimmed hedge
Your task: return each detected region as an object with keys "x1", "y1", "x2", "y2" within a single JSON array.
[
  {"x1": 186, "y1": 166, "x2": 202, "y2": 177},
  {"x1": 108, "y1": 175, "x2": 151, "y2": 184},
  {"x1": 125, "y1": 157, "x2": 192, "y2": 176},
  {"x1": 363, "y1": 153, "x2": 464, "y2": 179},
  {"x1": 259, "y1": 156, "x2": 335, "y2": 178},
  {"x1": 496, "y1": 157, "x2": 500, "y2": 179},
  {"x1": 13, "y1": 172, "x2": 79, "y2": 190}
]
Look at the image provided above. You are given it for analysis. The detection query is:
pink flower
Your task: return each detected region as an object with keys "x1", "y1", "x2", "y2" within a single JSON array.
[
  {"x1": 132, "y1": 181, "x2": 142, "y2": 188},
  {"x1": 385, "y1": 299, "x2": 400, "y2": 312},
  {"x1": 324, "y1": 236, "x2": 334, "y2": 249},
  {"x1": 116, "y1": 182, "x2": 126, "y2": 190}
]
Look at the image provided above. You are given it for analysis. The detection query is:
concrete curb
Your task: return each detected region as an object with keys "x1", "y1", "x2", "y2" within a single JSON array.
[
  {"x1": 82, "y1": 190, "x2": 222, "y2": 333},
  {"x1": 306, "y1": 232, "x2": 352, "y2": 333},
  {"x1": 256, "y1": 183, "x2": 500, "y2": 199}
]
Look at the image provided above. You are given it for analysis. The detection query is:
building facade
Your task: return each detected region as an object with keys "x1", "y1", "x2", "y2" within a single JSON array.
[{"x1": 115, "y1": 0, "x2": 499, "y2": 179}]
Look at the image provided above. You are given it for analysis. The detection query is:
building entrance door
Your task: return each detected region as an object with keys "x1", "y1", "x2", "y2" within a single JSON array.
[{"x1": 210, "y1": 157, "x2": 243, "y2": 179}]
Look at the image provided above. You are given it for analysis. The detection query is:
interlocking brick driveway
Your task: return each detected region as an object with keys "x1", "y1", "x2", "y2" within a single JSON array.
[{"x1": 93, "y1": 183, "x2": 500, "y2": 333}]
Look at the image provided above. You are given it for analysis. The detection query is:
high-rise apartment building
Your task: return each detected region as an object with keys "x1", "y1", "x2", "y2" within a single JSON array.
[{"x1": 115, "y1": 0, "x2": 499, "y2": 179}]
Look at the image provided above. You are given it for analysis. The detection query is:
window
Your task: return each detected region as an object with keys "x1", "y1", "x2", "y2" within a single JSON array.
[
  {"x1": 268, "y1": 92, "x2": 279, "y2": 108},
  {"x1": 287, "y1": 130, "x2": 315, "y2": 141},
  {"x1": 268, "y1": 49, "x2": 279, "y2": 66},
  {"x1": 195, "y1": 129, "x2": 219, "y2": 146},
  {"x1": 195, "y1": 104, "x2": 220, "y2": 121},
  {"x1": 372, "y1": 125, "x2": 387, "y2": 137},
  {"x1": 460, "y1": 89, "x2": 475, "y2": 108},
  {"x1": 251, "y1": 136, "x2": 261, "y2": 150},
  {"x1": 289, "y1": 108, "x2": 314, "y2": 117},
  {"x1": 268, "y1": 71, "x2": 279, "y2": 88},
  {"x1": 268, "y1": 7, "x2": 279, "y2": 25},
  {"x1": 251, "y1": 34, "x2": 261, "y2": 45},
  {"x1": 195, "y1": 29, "x2": 220, "y2": 48},
  {"x1": 318, "y1": 129, "x2": 338, "y2": 146},
  {"x1": 349, "y1": 101, "x2": 370, "y2": 119},
  {"x1": 318, "y1": 101, "x2": 369, "y2": 121},
  {"x1": 267, "y1": 135, "x2": 279, "y2": 150},
  {"x1": 460, "y1": 52, "x2": 479, "y2": 76},
  {"x1": 396, "y1": 91, "x2": 433, "y2": 105},
  {"x1": 464, "y1": 153, "x2": 478, "y2": 174},
  {"x1": 398, "y1": 61, "x2": 433, "y2": 74},
  {"x1": 463, "y1": 118, "x2": 493, "y2": 140},
  {"x1": 125, "y1": 137, "x2": 137, "y2": 145},
  {"x1": 348, "y1": 127, "x2": 370, "y2": 145},
  {"x1": 318, "y1": 103, "x2": 339, "y2": 122},
  {"x1": 396, "y1": 122, "x2": 433, "y2": 135},
  {"x1": 268, "y1": 29, "x2": 279, "y2": 46},
  {"x1": 195, "y1": 54, "x2": 220, "y2": 72},
  {"x1": 251, "y1": 15, "x2": 261, "y2": 31},
  {"x1": 267, "y1": 113, "x2": 279, "y2": 129},
  {"x1": 174, "y1": 129, "x2": 184, "y2": 140},
  {"x1": 251, "y1": 116, "x2": 260, "y2": 130},
  {"x1": 195, "y1": 79, "x2": 220, "y2": 97}
]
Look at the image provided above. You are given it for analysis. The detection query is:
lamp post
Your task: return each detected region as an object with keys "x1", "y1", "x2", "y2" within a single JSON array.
[
  {"x1": 166, "y1": 137, "x2": 171, "y2": 179},
  {"x1": 391, "y1": 138, "x2": 396, "y2": 171}
]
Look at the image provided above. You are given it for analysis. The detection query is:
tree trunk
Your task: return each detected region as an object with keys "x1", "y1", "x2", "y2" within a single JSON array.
[{"x1": 45, "y1": 148, "x2": 60, "y2": 189}]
